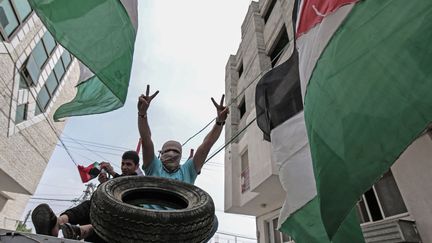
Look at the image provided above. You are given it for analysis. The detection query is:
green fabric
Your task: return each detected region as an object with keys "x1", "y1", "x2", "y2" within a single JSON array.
[
  {"x1": 53, "y1": 76, "x2": 123, "y2": 119},
  {"x1": 28, "y1": 0, "x2": 136, "y2": 121},
  {"x1": 280, "y1": 197, "x2": 364, "y2": 243},
  {"x1": 304, "y1": 0, "x2": 432, "y2": 239}
]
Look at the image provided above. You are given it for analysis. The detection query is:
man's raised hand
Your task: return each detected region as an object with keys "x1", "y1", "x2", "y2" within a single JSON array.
[
  {"x1": 138, "y1": 85, "x2": 159, "y2": 115},
  {"x1": 211, "y1": 94, "x2": 229, "y2": 123}
]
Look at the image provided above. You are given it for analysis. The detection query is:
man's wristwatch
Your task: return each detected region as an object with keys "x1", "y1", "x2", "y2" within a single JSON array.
[{"x1": 216, "y1": 120, "x2": 225, "y2": 126}]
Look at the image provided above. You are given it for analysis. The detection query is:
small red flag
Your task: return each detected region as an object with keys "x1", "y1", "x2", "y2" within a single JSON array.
[{"x1": 77, "y1": 162, "x2": 100, "y2": 183}]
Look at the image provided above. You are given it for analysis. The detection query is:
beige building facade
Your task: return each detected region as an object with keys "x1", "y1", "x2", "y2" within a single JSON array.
[
  {"x1": 224, "y1": 0, "x2": 432, "y2": 242},
  {"x1": 0, "y1": 0, "x2": 80, "y2": 230}
]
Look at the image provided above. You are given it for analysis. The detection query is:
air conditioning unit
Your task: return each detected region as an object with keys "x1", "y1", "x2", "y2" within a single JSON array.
[{"x1": 362, "y1": 218, "x2": 421, "y2": 243}]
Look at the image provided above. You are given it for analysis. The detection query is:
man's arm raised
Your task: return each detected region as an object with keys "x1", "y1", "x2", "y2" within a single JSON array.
[
  {"x1": 193, "y1": 95, "x2": 229, "y2": 173},
  {"x1": 138, "y1": 85, "x2": 159, "y2": 168}
]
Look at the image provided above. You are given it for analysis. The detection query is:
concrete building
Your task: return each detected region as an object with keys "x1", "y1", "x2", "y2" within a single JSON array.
[
  {"x1": 224, "y1": 0, "x2": 432, "y2": 242},
  {"x1": 0, "y1": 0, "x2": 80, "y2": 230},
  {"x1": 0, "y1": 0, "x2": 138, "y2": 231}
]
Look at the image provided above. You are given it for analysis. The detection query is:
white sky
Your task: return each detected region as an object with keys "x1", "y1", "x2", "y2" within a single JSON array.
[{"x1": 23, "y1": 0, "x2": 257, "y2": 239}]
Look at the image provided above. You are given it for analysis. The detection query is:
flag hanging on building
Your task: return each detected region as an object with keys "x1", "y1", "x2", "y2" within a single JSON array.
[
  {"x1": 257, "y1": 0, "x2": 432, "y2": 241},
  {"x1": 256, "y1": 50, "x2": 364, "y2": 242},
  {"x1": 28, "y1": 0, "x2": 137, "y2": 121},
  {"x1": 300, "y1": 0, "x2": 432, "y2": 240}
]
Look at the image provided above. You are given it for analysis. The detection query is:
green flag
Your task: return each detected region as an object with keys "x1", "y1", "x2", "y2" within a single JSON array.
[
  {"x1": 29, "y1": 0, "x2": 136, "y2": 121},
  {"x1": 296, "y1": 0, "x2": 432, "y2": 239}
]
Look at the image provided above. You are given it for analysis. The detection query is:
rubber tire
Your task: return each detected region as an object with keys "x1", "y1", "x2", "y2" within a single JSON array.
[{"x1": 90, "y1": 176, "x2": 216, "y2": 243}]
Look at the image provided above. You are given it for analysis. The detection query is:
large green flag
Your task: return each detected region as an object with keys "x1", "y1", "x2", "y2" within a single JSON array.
[
  {"x1": 295, "y1": 0, "x2": 432, "y2": 240},
  {"x1": 29, "y1": 0, "x2": 136, "y2": 121},
  {"x1": 256, "y1": 0, "x2": 432, "y2": 241}
]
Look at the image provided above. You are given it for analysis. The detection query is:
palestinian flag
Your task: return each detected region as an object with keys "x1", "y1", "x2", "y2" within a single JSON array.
[
  {"x1": 257, "y1": 0, "x2": 432, "y2": 242},
  {"x1": 78, "y1": 162, "x2": 101, "y2": 183},
  {"x1": 29, "y1": 0, "x2": 137, "y2": 121},
  {"x1": 256, "y1": 51, "x2": 363, "y2": 242}
]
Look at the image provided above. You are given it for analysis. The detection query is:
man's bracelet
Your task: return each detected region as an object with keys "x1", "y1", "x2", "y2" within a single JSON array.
[
  {"x1": 138, "y1": 112, "x2": 147, "y2": 118},
  {"x1": 216, "y1": 120, "x2": 225, "y2": 126}
]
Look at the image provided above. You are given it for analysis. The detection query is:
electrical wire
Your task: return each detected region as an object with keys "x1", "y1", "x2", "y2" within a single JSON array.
[
  {"x1": 181, "y1": 41, "x2": 292, "y2": 147},
  {"x1": 62, "y1": 136, "x2": 132, "y2": 150},
  {"x1": 205, "y1": 118, "x2": 256, "y2": 163}
]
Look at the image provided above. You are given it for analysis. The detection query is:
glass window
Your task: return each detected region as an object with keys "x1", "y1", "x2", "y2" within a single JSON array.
[
  {"x1": 25, "y1": 54, "x2": 40, "y2": 84},
  {"x1": 32, "y1": 41, "x2": 48, "y2": 69},
  {"x1": 15, "y1": 103, "x2": 27, "y2": 123},
  {"x1": 374, "y1": 170, "x2": 408, "y2": 217},
  {"x1": 263, "y1": 0, "x2": 276, "y2": 23},
  {"x1": 18, "y1": 73, "x2": 28, "y2": 89},
  {"x1": 35, "y1": 86, "x2": 50, "y2": 115},
  {"x1": 61, "y1": 51, "x2": 72, "y2": 68},
  {"x1": 239, "y1": 97, "x2": 246, "y2": 119},
  {"x1": 45, "y1": 72, "x2": 58, "y2": 95},
  {"x1": 42, "y1": 31, "x2": 56, "y2": 54},
  {"x1": 0, "y1": 0, "x2": 19, "y2": 36},
  {"x1": 364, "y1": 188, "x2": 383, "y2": 221},
  {"x1": 53, "y1": 60, "x2": 65, "y2": 80},
  {"x1": 269, "y1": 25, "x2": 289, "y2": 67},
  {"x1": 11, "y1": 0, "x2": 31, "y2": 21},
  {"x1": 356, "y1": 197, "x2": 371, "y2": 223},
  {"x1": 238, "y1": 62, "x2": 243, "y2": 77}
]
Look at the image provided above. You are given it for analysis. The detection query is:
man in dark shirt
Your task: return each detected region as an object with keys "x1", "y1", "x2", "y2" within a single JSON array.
[{"x1": 31, "y1": 150, "x2": 140, "y2": 241}]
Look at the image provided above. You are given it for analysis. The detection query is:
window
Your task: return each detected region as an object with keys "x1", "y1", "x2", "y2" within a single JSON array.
[
  {"x1": 11, "y1": 0, "x2": 31, "y2": 21},
  {"x1": 238, "y1": 61, "x2": 243, "y2": 78},
  {"x1": 45, "y1": 72, "x2": 58, "y2": 95},
  {"x1": 269, "y1": 25, "x2": 289, "y2": 67},
  {"x1": 35, "y1": 70, "x2": 61, "y2": 116},
  {"x1": 241, "y1": 150, "x2": 250, "y2": 193},
  {"x1": 61, "y1": 50, "x2": 72, "y2": 68},
  {"x1": 292, "y1": 0, "x2": 300, "y2": 25},
  {"x1": 238, "y1": 97, "x2": 246, "y2": 119},
  {"x1": 356, "y1": 170, "x2": 408, "y2": 224},
  {"x1": 35, "y1": 86, "x2": 50, "y2": 115},
  {"x1": 32, "y1": 41, "x2": 48, "y2": 69},
  {"x1": 42, "y1": 31, "x2": 56, "y2": 54},
  {"x1": 0, "y1": 0, "x2": 19, "y2": 36},
  {"x1": 263, "y1": 0, "x2": 276, "y2": 24},
  {"x1": 22, "y1": 54, "x2": 40, "y2": 85},
  {"x1": 15, "y1": 103, "x2": 27, "y2": 123},
  {"x1": 0, "y1": 0, "x2": 31, "y2": 39},
  {"x1": 18, "y1": 73, "x2": 28, "y2": 89},
  {"x1": 266, "y1": 217, "x2": 293, "y2": 243},
  {"x1": 21, "y1": 32, "x2": 59, "y2": 86},
  {"x1": 53, "y1": 59, "x2": 65, "y2": 80}
]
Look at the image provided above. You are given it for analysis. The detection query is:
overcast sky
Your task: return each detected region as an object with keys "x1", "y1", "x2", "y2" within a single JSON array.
[{"x1": 23, "y1": 0, "x2": 257, "y2": 239}]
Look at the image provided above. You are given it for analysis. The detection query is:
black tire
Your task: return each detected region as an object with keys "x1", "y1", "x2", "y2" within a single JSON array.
[{"x1": 90, "y1": 176, "x2": 216, "y2": 243}]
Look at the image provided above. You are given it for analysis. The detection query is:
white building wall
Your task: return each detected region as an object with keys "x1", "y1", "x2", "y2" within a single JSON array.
[
  {"x1": 392, "y1": 133, "x2": 432, "y2": 243},
  {"x1": 0, "y1": 12, "x2": 80, "y2": 229}
]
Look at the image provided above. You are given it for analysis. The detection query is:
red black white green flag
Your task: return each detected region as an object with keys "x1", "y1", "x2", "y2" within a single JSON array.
[
  {"x1": 256, "y1": 0, "x2": 432, "y2": 242},
  {"x1": 77, "y1": 162, "x2": 101, "y2": 183}
]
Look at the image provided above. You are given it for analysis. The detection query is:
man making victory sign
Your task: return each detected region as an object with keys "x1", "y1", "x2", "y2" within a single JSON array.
[{"x1": 137, "y1": 85, "x2": 229, "y2": 184}]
